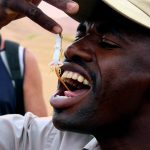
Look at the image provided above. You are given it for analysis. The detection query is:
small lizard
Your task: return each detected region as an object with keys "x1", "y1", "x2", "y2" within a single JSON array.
[{"x1": 49, "y1": 34, "x2": 70, "y2": 91}]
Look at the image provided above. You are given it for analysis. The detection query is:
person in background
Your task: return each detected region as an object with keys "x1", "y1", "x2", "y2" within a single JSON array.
[
  {"x1": 0, "y1": 34, "x2": 48, "y2": 116},
  {"x1": 0, "y1": 0, "x2": 149, "y2": 150}
]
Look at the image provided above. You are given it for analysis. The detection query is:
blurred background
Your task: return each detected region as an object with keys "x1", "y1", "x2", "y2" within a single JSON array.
[{"x1": 1, "y1": 1, "x2": 79, "y2": 115}]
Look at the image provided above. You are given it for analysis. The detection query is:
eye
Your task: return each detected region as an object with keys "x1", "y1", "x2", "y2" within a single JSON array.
[{"x1": 99, "y1": 37, "x2": 120, "y2": 50}]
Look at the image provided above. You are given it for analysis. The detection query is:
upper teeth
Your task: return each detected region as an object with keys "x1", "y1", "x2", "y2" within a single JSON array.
[{"x1": 61, "y1": 71, "x2": 90, "y2": 86}]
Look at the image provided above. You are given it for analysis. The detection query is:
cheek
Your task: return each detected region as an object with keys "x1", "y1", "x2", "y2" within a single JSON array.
[{"x1": 95, "y1": 57, "x2": 146, "y2": 123}]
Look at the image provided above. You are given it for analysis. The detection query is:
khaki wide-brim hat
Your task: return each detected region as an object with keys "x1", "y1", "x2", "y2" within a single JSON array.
[{"x1": 73, "y1": 0, "x2": 150, "y2": 29}]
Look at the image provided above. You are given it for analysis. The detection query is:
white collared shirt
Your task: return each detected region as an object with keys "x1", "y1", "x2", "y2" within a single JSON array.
[{"x1": 0, "y1": 112, "x2": 101, "y2": 150}]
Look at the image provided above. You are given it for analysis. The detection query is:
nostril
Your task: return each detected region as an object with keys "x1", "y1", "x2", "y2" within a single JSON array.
[{"x1": 64, "y1": 45, "x2": 93, "y2": 62}]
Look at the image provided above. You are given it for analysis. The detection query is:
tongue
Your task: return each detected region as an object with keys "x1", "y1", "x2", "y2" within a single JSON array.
[{"x1": 64, "y1": 89, "x2": 88, "y2": 97}]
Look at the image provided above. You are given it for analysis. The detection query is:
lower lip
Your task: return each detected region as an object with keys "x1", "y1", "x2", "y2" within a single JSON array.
[{"x1": 50, "y1": 89, "x2": 91, "y2": 109}]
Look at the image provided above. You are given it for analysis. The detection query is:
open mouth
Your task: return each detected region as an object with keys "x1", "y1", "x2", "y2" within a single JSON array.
[
  {"x1": 50, "y1": 64, "x2": 92, "y2": 109},
  {"x1": 57, "y1": 70, "x2": 91, "y2": 96}
]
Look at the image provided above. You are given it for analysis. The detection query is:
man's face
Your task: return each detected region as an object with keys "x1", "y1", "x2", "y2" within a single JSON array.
[{"x1": 50, "y1": 7, "x2": 150, "y2": 135}]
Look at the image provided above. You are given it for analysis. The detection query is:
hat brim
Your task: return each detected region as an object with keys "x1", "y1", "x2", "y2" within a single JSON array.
[{"x1": 72, "y1": 0, "x2": 150, "y2": 29}]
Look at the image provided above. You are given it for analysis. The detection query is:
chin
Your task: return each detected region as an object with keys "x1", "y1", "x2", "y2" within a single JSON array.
[{"x1": 51, "y1": 100, "x2": 98, "y2": 134}]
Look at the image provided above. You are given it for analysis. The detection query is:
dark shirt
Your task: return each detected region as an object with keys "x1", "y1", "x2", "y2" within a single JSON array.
[{"x1": 0, "y1": 55, "x2": 16, "y2": 115}]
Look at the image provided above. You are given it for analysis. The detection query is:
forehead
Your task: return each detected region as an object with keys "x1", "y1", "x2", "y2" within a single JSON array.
[
  {"x1": 77, "y1": 19, "x2": 149, "y2": 40},
  {"x1": 76, "y1": 2, "x2": 150, "y2": 41},
  {"x1": 77, "y1": 20, "x2": 127, "y2": 36},
  {"x1": 76, "y1": 22, "x2": 150, "y2": 49}
]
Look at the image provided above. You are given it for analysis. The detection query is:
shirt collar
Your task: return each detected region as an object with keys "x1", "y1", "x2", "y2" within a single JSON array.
[{"x1": 83, "y1": 137, "x2": 100, "y2": 150}]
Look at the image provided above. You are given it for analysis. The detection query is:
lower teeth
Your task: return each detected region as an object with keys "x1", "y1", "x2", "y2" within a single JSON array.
[{"x1": 55, "y1": 95, "x2": 68, "y2": 98}]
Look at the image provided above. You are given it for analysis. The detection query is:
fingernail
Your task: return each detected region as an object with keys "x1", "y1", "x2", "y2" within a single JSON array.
[
  {"x1": 53, "y1": 26, "x2": 62, "y2": 33},
  {"x1": 66, "y1": 2, "x2": 79, "y2": 14}
]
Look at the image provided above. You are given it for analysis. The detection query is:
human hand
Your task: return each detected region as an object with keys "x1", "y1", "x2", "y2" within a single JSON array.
[{"x1": 0, "y1": 0, "x2": 79, "y2": 33}]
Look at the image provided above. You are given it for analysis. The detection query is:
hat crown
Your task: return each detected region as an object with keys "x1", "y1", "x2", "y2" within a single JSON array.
[{"x1": 129, "y1": 0, "x2": 150, "y2": 16}]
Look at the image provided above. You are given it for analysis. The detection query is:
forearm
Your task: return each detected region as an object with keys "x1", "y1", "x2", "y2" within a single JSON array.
[{"x1": 23, "y1": 49, "x2": 48, "y2": 116}]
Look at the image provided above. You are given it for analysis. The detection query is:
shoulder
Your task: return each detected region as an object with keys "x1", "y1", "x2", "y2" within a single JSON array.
[
  {"x1": 24, "y1": 49, "x2": 40, "y2": 73},
  {"x1": 24, "y1": 49, "x2": 37, "y2": 64}
]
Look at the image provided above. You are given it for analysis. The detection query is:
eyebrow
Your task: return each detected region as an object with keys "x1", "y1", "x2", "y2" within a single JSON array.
[
  {"x1": 96, "y1": 22, "x2": 131, "y2": 42},
  {"x1": 77, "y1": 23, "x2": 86, "y2": 33},
  {"x1": 76, "y1": 21, "x2": 129, "y2": 43}
]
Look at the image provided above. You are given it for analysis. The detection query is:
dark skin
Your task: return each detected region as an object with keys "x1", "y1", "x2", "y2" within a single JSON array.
[
  {"x1": 0, "y1": 0, "x2": 79, "y2": 33},
  {"x1": 1, "y1": 0, "x2": 150, "y2": 149},
  {"x1": 51, "y1": 3, "x2": 150, "y2": 150}
]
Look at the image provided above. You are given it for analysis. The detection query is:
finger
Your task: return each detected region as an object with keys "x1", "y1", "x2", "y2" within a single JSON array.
[
  {"x1": 0, "y1": 0, "x2": 18, "y2": 28},
  {"x1": 44, "y1": 0, "x2": 79, "y2": 14},
  {"x1": 6, "y1": 0, "x2": 62, "y2": 33}
]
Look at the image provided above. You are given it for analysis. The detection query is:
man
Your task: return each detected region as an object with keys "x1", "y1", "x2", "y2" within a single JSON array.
[{"x1": 0, "y1": 0, "x2": 150, "y2": 150}]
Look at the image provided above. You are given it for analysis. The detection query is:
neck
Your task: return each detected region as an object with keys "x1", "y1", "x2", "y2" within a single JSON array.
[{"x1": 95, "y1": 101, "x2": 150, "y2": 150}]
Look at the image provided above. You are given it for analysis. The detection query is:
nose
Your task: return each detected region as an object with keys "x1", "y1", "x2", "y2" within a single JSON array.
[{"x1": 64, "y1": 40, "x2": 93, "y2": 62}]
